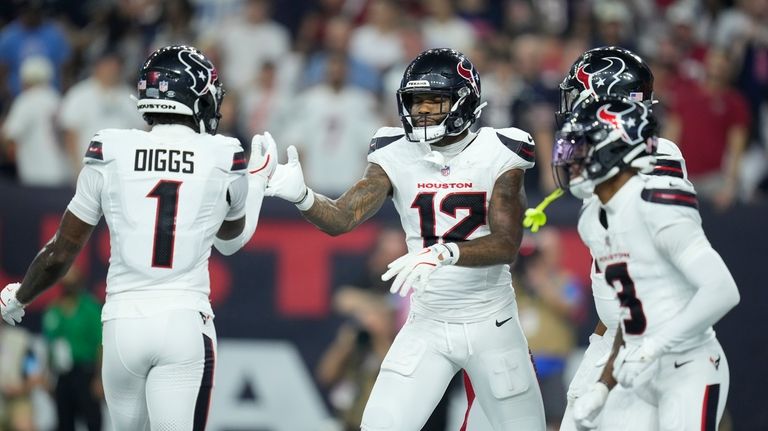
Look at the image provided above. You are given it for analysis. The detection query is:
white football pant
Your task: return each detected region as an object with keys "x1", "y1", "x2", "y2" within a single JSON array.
[
  {"x1": 102, "y1": 309, "x2": 216, "y2": 431},
  {"x1": 561, "y1": 333, "x2": 658, "y2": 431},
  {"x1": 634, "y1": 338, "x2": 729, "y2": 431},
  {"x1": 361, "y1": 302, "x2": 545, "y2": 430}
]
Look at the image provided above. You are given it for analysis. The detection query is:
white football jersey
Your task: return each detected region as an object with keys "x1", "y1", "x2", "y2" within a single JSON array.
[
  {"x1": 587, "y1": 138, "x2": 691, "y2": 332},
  {"x1": 368, "y1": 126, "x2": 535, "y2": 321},
  {"x1": 578, "y1": 174, "x2": 715, "y2": 352},
  {"x1": 66, "y1": 125, "x2": 248, "y2": 321}
]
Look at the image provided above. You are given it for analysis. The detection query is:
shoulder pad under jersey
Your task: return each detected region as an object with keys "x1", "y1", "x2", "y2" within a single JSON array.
[
  {"x1": 368, "y1": 127, "x2": 405, "y2": 155},
  {"x1": 83, "y1": 128, "x2": 128, "y2": 164},
  {"x1": 494, "y1": 127, "x2": 535, "y2": 163}
]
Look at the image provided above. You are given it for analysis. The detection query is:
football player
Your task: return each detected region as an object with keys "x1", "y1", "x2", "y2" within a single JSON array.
[
  {"x1": 264, "y1": 48, "x2": 546, "y2": 430},
  {"x1": 555, "y1": 47, "x2": 692, "y2": 431},
  {"x1": 554, "y1": 96, "x2": 739, "y2": 431},
  {"x1": 0, "y1": 45, "x2": 275, "y2": 430}
]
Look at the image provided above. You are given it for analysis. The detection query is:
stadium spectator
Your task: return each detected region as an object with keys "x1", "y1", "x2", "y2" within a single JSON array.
[
  {"x1": 422, "y1": 0, "x2": 477, "y2": 53},
  {"x1": 0, "y1": 324, "x2": 39, "y2": 431},
  {"x1": 349, "y1": 0, "x2": 405, "y2": 73},
  {"x1": 303, "y1": 15, "x2": 381, "y2": 93},
  {"x1": 59, "y1": 50, "x2": 143, "y2": 173},
  {"x1": 0, "y1": 0, "x2": 71, "y2": 100},
  {"x1": 282, "y1": 52, "x2": 380, "y2": 195},
  {"x1": 1, "y1": 56, "x2": 71, "y2": 186},
  {"x1": 42, "y1": 267, "x2": 103, "y2": 431},
  {"x1": 207, "y1": 0, "x2": 290, "y2": 94},
  {"x1": 664, "y1": 49, "x2": 751, "y2": 210}
]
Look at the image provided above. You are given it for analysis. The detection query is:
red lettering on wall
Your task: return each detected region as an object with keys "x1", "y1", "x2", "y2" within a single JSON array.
[{"x1": 247, "y1": 222, "x2": 379, "y2": 317}]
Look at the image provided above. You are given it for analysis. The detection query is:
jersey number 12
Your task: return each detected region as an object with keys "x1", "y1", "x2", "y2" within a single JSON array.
[{"x1": 412, "y1": 192, "x2": 487, "y2": 247}]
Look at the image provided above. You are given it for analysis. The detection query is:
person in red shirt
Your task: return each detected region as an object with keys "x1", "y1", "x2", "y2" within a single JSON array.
[{"x1": 664, "y1": 49, "x2": 751, "y2": 210}]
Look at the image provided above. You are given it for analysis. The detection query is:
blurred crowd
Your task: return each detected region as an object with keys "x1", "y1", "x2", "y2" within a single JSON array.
[{"x1": 0, "y1": 0, "x2": 767, "y2": 207}]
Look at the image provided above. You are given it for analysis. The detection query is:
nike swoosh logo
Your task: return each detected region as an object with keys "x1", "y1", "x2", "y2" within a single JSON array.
[
  {"x1": 674, "y1": 360, "x2": 693, "y2": 369},
  {"x1": 495, "y1": 317, "x2": 513, "y2": 327}
]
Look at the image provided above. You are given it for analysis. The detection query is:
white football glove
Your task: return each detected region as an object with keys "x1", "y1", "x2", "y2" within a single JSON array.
[
  {"x1": 567, "y1": 333, "x2": 611, "y2": 402},
  {"x1": 573, "y1": 382, "x2": 609, "y2": 430},
  {"x1": 613, "y1": 339, "x2": 661, "y2": 388},
  {"x1": 248, "y1": 132, "x2": 278, "y2": 182},
  {"x1": 1, "y1": 283, "x2": 26, "y2": 325},
  {"x1": 265, "y1": 145, "x2": 314, "y2": 209},
  {"x1": 382, "y1": 243, "x2": 460, "y2": 297}
]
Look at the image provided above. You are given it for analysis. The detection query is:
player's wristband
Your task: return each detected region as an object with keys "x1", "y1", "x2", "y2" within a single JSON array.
[
  {"x1": 434, "y1": 242, "x2": 460, "y2": 265},
  {"x1": 295, "y1": 188, "x2": 315, "y2": 211}
]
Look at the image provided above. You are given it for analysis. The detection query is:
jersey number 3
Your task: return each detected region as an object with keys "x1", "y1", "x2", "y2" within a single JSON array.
[
  {"x1": 147, "y1": 180, "x2": 181, "y2": 268},
  {"x1": 412, "y1": 192, "x2": 487, "y2": 247},
  {"x1": 605, "y1": 262, "x2": 647, "y2": 335}
]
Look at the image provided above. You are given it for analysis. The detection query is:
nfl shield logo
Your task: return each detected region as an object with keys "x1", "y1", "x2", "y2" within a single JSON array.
[
  {"x1": 159, "y1": 81, "x2": 169, "y2": 92},
  {"x1": 441, "y1": 165, "x2": 450, "y2": 176},
  {"x1": 137, "y1": 80, "x2": 146, "y2": 90}
]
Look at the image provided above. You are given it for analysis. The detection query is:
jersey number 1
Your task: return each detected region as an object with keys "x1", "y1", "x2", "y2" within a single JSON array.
[
  {"x1": 605, "y1": 262, "x2": 647, "y2": 335},
  {"x1": 412, "y1": 192, "x2": 487, "y2": 247},
  {"x1": 147, "y1": 180, "x2": 181, "y2": 268}
]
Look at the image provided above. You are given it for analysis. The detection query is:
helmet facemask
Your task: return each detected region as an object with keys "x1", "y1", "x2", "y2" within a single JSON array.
[
  {"x1": 553, "y1": 97, "x2": 659, "y2": 198},
  {"x1": 398, "y1": 88, "x2": 473, "y2": 144},
  {"x1": 396, "y1": 48, "x2": 485, "y2": 145}
]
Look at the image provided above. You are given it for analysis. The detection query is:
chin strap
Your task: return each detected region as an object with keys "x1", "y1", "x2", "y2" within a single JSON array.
[{"x1": 523, "y1": 188, "x2": 565, "y2": 233}]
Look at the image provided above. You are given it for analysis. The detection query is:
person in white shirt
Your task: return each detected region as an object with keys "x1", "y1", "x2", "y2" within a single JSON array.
[
  {"x1": 349, "y1": 0, "x2": 405, "y2": 72},
  {"x1": 265, "y1": 48, "x2": 546, "y2": 430},
  {"x1": 553, "y1": 96, "x2": 739, "y2": 431},
  {"x1": 59, "y1": 51, "x2": 144, "y2": 174},
  {"x1": 280, "y1": 53, "x2": 381, "y2": 195},
  {"x1": 0, "y1": 45, "x2": 275, "y2": 431},
  {"x1": 2, "y1": 56, "x2": 71, "y2": 186},
  {"x1": 208, "y1": 0, "x2": 290, "y2": 94}
]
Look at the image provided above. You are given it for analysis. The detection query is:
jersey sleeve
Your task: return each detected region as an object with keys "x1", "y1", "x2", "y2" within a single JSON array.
[
  {"x1": 82, "y1": 129, "x2": 122, "y2": 165},
  {"x1": 494, "y1": 127, "x2": 536, "y2": 176},
  {"x1": 225, "y1": 174, "x2": 248, "y2": 220},
  {"x1": 66, "y1": 164, "x2": 104, "y2": 226},
  {"x1": 648, "y1": 208, "x2": 739, "y2": 351}
]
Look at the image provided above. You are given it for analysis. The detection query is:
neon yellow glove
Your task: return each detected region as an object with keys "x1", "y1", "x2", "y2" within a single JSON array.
[{"x1": 523, "y1": 188, "x2": 564, "y2": 233}]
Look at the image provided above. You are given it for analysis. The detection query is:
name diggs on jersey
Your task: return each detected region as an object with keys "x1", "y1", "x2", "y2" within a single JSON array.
[{"x1": 134, "y1": 149, "x2": 194, "y2": 173}]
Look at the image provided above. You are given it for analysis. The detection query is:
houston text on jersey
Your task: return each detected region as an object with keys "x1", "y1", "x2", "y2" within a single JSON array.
[{"x1": 416, "y1": 182, "x2": 473, "y2": 189}]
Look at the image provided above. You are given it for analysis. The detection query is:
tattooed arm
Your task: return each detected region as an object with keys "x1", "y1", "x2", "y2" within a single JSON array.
[
  {"x1": 15, "y1": 211, "x2": 95, "y2": 304},
  {"x1": 301, "y1": 163, "x2": 393, "y2": 236},
  {"x1": 454, "y1": 168, "x2": 526, "y2": 267}
]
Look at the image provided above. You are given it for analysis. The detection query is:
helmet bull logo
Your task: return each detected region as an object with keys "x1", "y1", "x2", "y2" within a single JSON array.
[
  {"x1": 457, "y1": 60, "x2": 479, "y2": 97},
  {"x1": 596, "y1": 103, "x2": 648, "y2": 145},
  {"x1": 575, "y1": 56, "x2": 626, "y2": 98},
  {"x1": 178, "y1": 50, "x2": 216, "y2": 97}
]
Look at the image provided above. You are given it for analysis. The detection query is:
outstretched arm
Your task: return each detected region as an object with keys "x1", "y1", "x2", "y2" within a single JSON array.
[
  {"x1": 16, "y1": 211, "x2": 95, "y2": 304},
  {"x1": 454, "y1": 168, "x2": 526, "y2": 266},
  {"x1": 301, "y1": 163, "x2": 393, "y2": 236}
]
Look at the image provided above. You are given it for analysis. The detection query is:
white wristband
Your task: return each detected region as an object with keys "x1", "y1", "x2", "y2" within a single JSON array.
[
  {"x1": 295, "y1": 188, "x2": 315, "y2": 211},
  {"x1": 436, "y1": 242, "x2": 460, "y2": 265}
]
